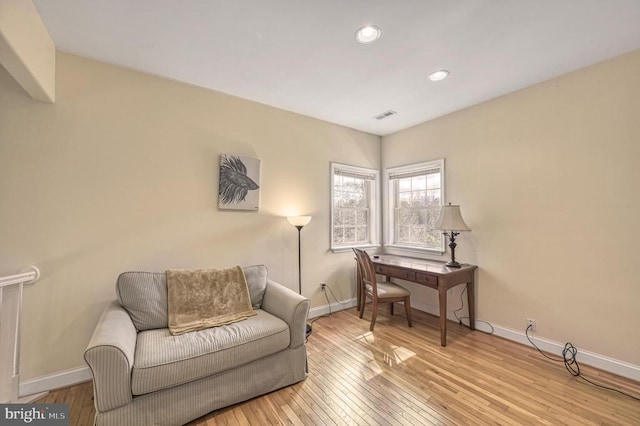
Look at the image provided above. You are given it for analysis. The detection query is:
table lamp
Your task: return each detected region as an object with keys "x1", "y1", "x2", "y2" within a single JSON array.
[{"x1": 433, "y1": 203, "x2": 471, "y2": 268}]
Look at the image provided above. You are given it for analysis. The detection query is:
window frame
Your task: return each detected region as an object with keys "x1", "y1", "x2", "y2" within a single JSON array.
[
  {"x1": 330, "y1": 162, "x2": 381, "y2": 252},
  {"x1": 384, "y1": 159, "x2": 445, "y2": 254}
]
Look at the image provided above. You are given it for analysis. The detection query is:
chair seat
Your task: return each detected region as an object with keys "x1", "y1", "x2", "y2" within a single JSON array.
[{"x1": 366, "y1": 281, "x2": 410, "y2": 298}]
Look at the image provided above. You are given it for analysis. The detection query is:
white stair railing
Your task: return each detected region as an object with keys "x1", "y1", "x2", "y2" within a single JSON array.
[{"x1": 0, "y1": 266, "x2": 39, "y2": 403}]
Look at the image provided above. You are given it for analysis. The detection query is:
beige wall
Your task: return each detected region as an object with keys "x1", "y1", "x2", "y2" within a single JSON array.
[
  {"x1": 0, "y1": 52, "x2": 380, "y2": 379},
  {"x1": 382, "y1": 49, "x2": 640, "y2": 365}
]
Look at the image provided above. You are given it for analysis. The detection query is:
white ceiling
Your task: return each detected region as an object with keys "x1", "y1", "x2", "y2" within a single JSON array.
[{"x1": 33, "y1": 0, "x2": 640, "y2": 136}]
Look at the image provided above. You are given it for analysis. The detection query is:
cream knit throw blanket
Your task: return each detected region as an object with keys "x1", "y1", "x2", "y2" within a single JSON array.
[{"x1": 167, "y1": 266, "x2": 256, "y2": 335}]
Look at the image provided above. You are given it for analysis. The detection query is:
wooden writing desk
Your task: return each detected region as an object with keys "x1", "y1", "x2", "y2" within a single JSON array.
[{"x1": 357, "y1": 254, "x2": 477, "y2": 346}]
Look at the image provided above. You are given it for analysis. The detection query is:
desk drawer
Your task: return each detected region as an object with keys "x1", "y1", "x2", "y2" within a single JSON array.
[
  {"x1": 375, "y1": 265, "x2": 416, "y2": 281},
  {"x1": 416, "y1": 272, "x2": 438, "y2": 288}
]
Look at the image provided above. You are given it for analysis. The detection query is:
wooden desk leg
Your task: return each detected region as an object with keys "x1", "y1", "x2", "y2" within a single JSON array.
[
  {"x1": 439, "y1": 287, "x2": 447, "y2": 347},
  {"x1": 467, "y1": 280, "x2": 475, "y2": 331}
]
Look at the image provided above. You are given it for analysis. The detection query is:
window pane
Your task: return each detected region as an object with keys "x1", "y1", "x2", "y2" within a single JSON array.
[
  {"x1": 426, "y1": 206, "x2": 440, "y2": 228},
  {"x1": 411, "y1": 208, "x2": 426, "y2": 225},
  {"x1": 333, "y1": 227, "x2": 343, "y2": 244},
  {"x1": 427, "y1": 173, "x2": 440, "y2": 189},
  {"x1": 351, "y1": 180, "x2": 365, "y2": 193},
  {"x1": 412, "y1": 191, "x2": 426, "y2": 207},
  {"x1": 425, "y1": 230, "x2": 441, "y2": 247},
  {"x1": 344, "y1": 227, "x2": 356, "y2": 242},
  {"x1": 352, "y1": 192, "x2": 365, "y2": 208},
  {"x1": 334, "y1": 174, "x2": 343, "y2": 189},
  {"x1": 356, "y1": 226, "x2": 367, "y2": 242},
  {"x1": 427, "y1": 189, "x2": 440, "y2": 206},
  {"x1": 398, "y1": 226, "x2": 410, "y2": 241},
  {"x1": 398, "y1": 178, "x2": 411, "y2": 191},
  {"x1": 333, "y1": 211, "x2": 342, "y2": 226},
  {"x1": 399, "y1": 192, "x2": 411, "y2": 207},
  {"x1": 355, "y1": 209, "x2": 367, "y2": 225},
  {"x1": 343, "y1": 210, "x2": 355, "y2": 225},
  {"x1": 397, "y1": 208, "x2": 410, "y2": 225},
  {"x1": 410, "y1": 226, "x2": 426, "y2": 242},
  {"x1": 412, "y1": 176, "x2": 426, "y2": 190}
]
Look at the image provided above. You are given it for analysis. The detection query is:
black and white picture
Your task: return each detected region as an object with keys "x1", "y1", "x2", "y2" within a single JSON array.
[{"x1": 218, "y1": 154, "x2": 261, "y2": 210}]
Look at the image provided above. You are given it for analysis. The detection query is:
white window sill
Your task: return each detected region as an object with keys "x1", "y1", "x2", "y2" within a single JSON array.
[
  {"x1": 383, "y1": 244, "x2": 445, "y2": 256},
  {"x1": 331, "y1": 244, "x2": 380, "y2": 254}
]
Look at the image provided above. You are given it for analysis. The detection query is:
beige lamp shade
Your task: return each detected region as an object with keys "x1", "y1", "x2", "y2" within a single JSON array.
[
  {"x1": 287, "y1": 216, "x2": 312, "y2": 228},
  {"x1": 433, "y1": 203, "x2": 470, "y2": 231}
]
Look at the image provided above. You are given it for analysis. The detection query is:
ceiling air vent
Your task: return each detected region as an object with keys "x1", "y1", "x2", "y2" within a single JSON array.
[{"x1": 374, "y1": 110, "x2": 397, "y2": 120}]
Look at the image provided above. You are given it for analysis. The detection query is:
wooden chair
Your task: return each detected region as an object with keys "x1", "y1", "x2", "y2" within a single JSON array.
[{"x1": 353, "y1": 248, "x2": 412, "y2": 331}]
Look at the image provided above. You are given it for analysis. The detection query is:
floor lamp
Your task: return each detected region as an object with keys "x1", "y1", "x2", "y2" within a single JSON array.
[{"x1": 287, "y1": 215, "x2": 312, "y2": 337}]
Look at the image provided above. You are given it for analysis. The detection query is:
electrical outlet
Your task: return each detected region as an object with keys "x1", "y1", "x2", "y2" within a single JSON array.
[
  {"x1": 320, "y1": 282, "x2": 326, "y2": 291},
  {"x1": 527, "y1": 318, "x2": 536, "y2": 332}
]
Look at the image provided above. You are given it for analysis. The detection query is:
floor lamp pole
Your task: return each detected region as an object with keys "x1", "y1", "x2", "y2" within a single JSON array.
[
  {"x1": 295, "y1": 225, "x2": 312, "y2": 338},
  {"x1": 295, "y1": 225, "x2": 303, "y2": 295},
  {"x1": 287, "y1": 216, "x2": 312, "y2": 338}
]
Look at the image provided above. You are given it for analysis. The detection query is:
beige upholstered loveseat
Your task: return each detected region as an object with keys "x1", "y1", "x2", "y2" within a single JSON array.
[{"x1": 84, "y1": 265, "x2": 309, "y2": 426}]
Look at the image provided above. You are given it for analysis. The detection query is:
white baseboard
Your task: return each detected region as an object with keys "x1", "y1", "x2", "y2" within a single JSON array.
[
  {"x1": 309, "y1": 297, "x2": 357, "y2": 318},
  {"x1": 18, "y1": 391, "x2": 48, "y2": 403},
  {"x1": 19, "y1": 366, "x2": 92, "y2": 398},
  {"x1": 490, "y1": 324, "x2": 640, "y2": 382},
  {"x1": 19, "y1": 302, "x2": 640, "y2": 397}
]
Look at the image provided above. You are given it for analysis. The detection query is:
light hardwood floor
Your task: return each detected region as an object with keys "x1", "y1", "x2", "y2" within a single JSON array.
[{"x1": 37, "y1": 307, "x2": 640, "y2": 425}]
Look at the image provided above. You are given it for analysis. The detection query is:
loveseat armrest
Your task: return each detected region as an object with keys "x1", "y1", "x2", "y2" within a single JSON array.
[
  {"x1": 84, "y1": 301, "x2": 137, "y2": 412},
  {"x1": 261, "y1": 279, "x2": 310, "y2": 348}
]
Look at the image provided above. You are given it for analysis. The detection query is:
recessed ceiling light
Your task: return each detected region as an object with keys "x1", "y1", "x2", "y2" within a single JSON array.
[
  {"x1": 355, "y1": 25, "x2": 382, "y2": 44},
  {"x1": 428, "y1": 70, "x2": 450, "y2": 82}
]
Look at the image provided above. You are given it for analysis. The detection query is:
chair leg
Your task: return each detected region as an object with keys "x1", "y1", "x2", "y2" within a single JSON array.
[
  {"x1": 369, "y1": 300, "x2": 378, "y2": 331},
  {"x1": 404, "y1": 297, "x2": 413, "y2": 328},
  {"x1": 389, "y1": 303, "x2": 394, "y2": 316},
  {"x1": 359, "y1": 296, "x2": 365, "y2": 319}
]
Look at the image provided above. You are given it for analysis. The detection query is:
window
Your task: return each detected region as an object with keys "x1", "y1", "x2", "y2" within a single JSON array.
[
  {"x1": 331, "y1": 163, "x2": 380, "y2": 251},
  {"x1": 386, "y1": 159, "x2": 445, "y2": 252}
]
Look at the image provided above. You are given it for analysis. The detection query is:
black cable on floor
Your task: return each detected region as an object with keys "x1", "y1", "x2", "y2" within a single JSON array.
[
  {"x1": 525, "y1": 324, "x2": 640, "y2": 401},
  {"x1": 453, "y1": 286, "x2": 494, "y2": 334},
  {"x1": 308, "y1": 286, "x2": 334, "y2": 326}
]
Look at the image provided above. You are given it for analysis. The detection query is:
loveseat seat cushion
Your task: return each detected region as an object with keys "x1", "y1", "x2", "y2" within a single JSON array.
[
  {"x1": 131, "y1": 309, "x2": 289, "y2": 395},
  {"x1": 117, "y1": 265, "x2": 268, "y2": 331}
]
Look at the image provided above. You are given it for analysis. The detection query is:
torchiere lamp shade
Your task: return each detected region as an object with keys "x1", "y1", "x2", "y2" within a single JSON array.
[{"x1": 287, "y1": 216, "x2": 312, "y2": 228}]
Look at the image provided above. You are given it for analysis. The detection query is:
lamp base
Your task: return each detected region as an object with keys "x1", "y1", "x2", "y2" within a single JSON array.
[
  {"x1": 306, "y1": 323, "x2": 312, "y2": 338},
  {"x1": 445, "y1": 260, "x2": 462, "y2": 268}
]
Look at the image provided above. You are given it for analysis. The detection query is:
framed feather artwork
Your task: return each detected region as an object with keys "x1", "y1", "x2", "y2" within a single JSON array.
[{"x1": 218, "y1": 154, "x2": 261, "y2": 210}]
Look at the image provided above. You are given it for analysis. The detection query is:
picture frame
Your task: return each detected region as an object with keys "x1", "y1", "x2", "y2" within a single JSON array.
[{"x1": 218, "y1": 154, "x2": 261, "y2": 211}]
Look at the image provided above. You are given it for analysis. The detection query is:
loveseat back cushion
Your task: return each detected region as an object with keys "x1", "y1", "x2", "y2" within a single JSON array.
[
  {"x1": 116, "y1": 271, "x2": 167, "y2": 331},
  {"x1": 116, "y1": 265, "x2": 269, "y2": 331},
  {"x1": 131, "y1": 309, "x2": 289, "y2": 395},
  {"x1": 243, "y1": 264, "x2": 268, "y2": 309}
]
